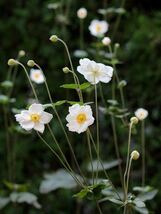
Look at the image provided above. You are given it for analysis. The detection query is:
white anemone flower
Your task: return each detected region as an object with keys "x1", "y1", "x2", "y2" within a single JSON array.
[
  {"x1": 77, "y1": 8, "x2": 87, "y2": 19},
  {"x1": 15, "y1": 103, "x2": 53, "y2": 133},
  {"x1": 77, "y1": 58, "x2": 113, "y2": 84},
  {"x1": 135, "y1": 108, "x2": 148, "y2": 121},
  {"x1": 66, "y1": 104, "x2": 94, "y2": 134},
  {"x1": 102, "y1": 37, "x2": 111, "y2": 46},
  {"x1": 89, "y1": 20, "x2": 108, "y2": 37},
  {"x1": 30, "y1": 69, "x2": 45, "y2": 84}
]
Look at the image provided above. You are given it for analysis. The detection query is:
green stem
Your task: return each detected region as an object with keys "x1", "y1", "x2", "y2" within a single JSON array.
[
  {"x1": 141, "y1": 120, "x2": 145, "y2": 186},
  {"x1": 94, "y1": 83, "x2": 100, "y2": 182},
  {"x1": 123, "y1": 123, "x2": 133, "y2": 200},
  {"x1": 37, "y1": 132, "x2": 83, "y2": 187},
  {"x1": 80, "y1": 20, "x2": 84, "y2": 50}
]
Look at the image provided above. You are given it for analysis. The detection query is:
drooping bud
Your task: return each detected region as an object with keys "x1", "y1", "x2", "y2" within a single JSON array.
[
  {"x1": 8, "y1": 59, "x2": 18, "y2": 66},
  {"x1": 63, "y1": 67, "x2": 70, "y2": 74},
  {"x1": 49, "y1": 35, "x2": 58, "y2": 43},
  {"x1": 27, "y1": 60, "x2": 35, "y2": 67},
  {"x1": 18, "y1": 50, "x2": 25, "y2": 57},
  {"x1": 130, "y1": 117, "x2": 139, "y2": 125},
  {"x1": 131, "y1": 150, "x2": 140, "y2": 160}
]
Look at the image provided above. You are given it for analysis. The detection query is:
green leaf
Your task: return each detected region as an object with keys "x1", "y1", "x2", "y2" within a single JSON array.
[
  {"x1": 133, "y1": 198, "x2": 146, "y2": 208},
  {"x1": 0, "y1": 197, "x2": 10, "y2": 209},
  {"x1": 1, "y1": 80, "x2": 13, "y2": 89},
  {"x1": 87, "y1": 159, "x2": 121, "y2": 172},
  {"x1": 53, "y1": 100, "x2": 66, "y2": 106},
  {"x1": 134, "y1": 207, "x2": 149, "y2": 214},
  {"x1": 137, "y1": 190, "x2": 158, "y2": 201},
  {"x1": 60, "y1": 82, "x2": 91, "y2": 90},
  {"x1": 4, "y1": 181, "x2": 29, "y2": 192}
]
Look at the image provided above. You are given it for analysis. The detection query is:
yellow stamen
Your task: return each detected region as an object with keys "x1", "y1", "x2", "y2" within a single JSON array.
[
  {"x1": 76, "y1": 113, "x2": 87, "y2": 124},
  {"x1": 96, "y1": 24, "x2": 101, "y2": 33},
  {"x1": 34, "y1": 73, "x2": 40, "y2": 79},
  {"x1": 30, "y1": 114, "x2": 40, "y2": 122}
]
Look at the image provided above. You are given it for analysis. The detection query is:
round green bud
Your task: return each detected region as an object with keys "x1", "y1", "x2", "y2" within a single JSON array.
[
  {"x1": 118, "y1": 80, "x2": 127, "y2": 88},
  {"x1": 130, "y1": 117, "x2": 139, "y2": 125},
  {"x1": 27, "y1": 60, "x2": 35, "y2": 67},
  {"x1": 8, "y1": 59, "x2": 18, "y2": 66},
  {"x1": 131, "y1": 150, "x2": 140, "y2": 160},
  {"x1": 18, "y1": 50, "x2": 25, "y2": 57},
  {"x1": 63, "y1": 67, "x2": 70, "y2": 73},
  {"x1": 115, "y1": 43, "x2": 120, "y2": 48},
  {"x1": 49, "y1": 35, "x2": 58, "y2": 43}
]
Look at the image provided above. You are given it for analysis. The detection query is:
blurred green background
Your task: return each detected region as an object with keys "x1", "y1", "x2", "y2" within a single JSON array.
[{"x1": 0, "y1": 0, "x2": 161, "y2": 213}]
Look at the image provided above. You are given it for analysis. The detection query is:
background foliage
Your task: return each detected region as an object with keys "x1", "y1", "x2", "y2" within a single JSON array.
[{"x1": 0, "y1": 0, "x2": 161, "y2": 213}]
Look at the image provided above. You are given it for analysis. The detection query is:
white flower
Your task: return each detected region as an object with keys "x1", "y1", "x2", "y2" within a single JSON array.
[
  {"x1": 66, "y1": 104, "x2": 94, "y2": 134},
  {"x1": 15, "y1": 103, "x2": 53, "y2": 133},
  {"x1": 30, "y1": 69, "x2": 45, "y2": 84},
  {"x1": 77, "y1": 8, "x2": 87, "y2": 19},
  {"x1": 134, "y1": 108, "x2": 148, "y2": 121},
  {"x1": 89, "y1": 20, "x2": 108, "y2": 37},
  {"x1": 77, "y1": 58, "x2": 113, "y2": 84},
  {"x1": 102, "y1": 37, "x2": 111, "y2": 46}
]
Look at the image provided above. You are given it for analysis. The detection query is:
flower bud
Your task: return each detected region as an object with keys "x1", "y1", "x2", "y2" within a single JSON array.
[
  {"x1": 131, "y1": 150, "x2": 140, "y2": 160},
  {"x1": 77, "y1": 8, "x2": 87, "y2": 19},
  {"x1": 18, "y1": 50, "x2": 25, "y2": 57},
  {"x1": 49, "y1": 35, "x2": 58, "y2": 43},
  {"x1": 63, "y1": 67, "x2": 70, "y2": 73},
  {"x1": 118, "y1": 80, "x2": 127, "y2": 88},
  {"x1": 8, "y1": 59, "x2": 18, "y2": 66},
  {"x1": 114, "y1": 43, "x2": 120, "y2": 49},
  {"x1": 27, "y1": 60, "x2": 35, "y2": 67},
  {"x1": 102, "y1": 37, "x2": 111, "y2": 46},
  {"x1": 130, "y1": 117, "x2": 139, "y2": 125}
]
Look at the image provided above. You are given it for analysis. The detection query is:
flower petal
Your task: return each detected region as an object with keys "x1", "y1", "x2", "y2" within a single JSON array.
[
  {"x1": 29, "y1": 104, "x2": 44, "y2": 114},
  {"x1": 34, "y1": 123, "x2": 45, "y2": 133},
  {"x1": 20, "y1": 121, "x2": 34, "y2": 131},
  {"x1": 40, "y1": 112, "x2": 53, "y2": 124}
]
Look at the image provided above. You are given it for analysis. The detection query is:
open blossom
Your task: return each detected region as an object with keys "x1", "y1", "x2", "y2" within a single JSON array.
[
  {"x1": 30, "y1": 69, "x2": 45, "y2": 84},
  {"x1": 102, "y1": 37, "x2": 111, "y2": 46},
  {"x1": 77, "y1": 8, "x2": 87, "y2": 19},
  {"x1": 66, "y1": 104, "x2": 94, "y2": 134},
  {"x1": 135, "y1": 108, "x2": 148, "y2": 120},
  {"x1": 77, "y1": 58, "x2": 113, "y2": 84},
  {"x1": 15, "y1": 104, "x2": 53, "y2": 133},
  {"x1": 89, "y1": 20, "x2": 108, "y2": 37}
]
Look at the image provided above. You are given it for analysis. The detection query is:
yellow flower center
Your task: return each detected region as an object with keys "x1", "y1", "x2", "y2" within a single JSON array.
[
  {"x1": 96, "y1": 24, "x2": 101, "y2": 33},
  {"x1": 76, "y1": 113, "x2": 87, "y2": 124},
  {"x1": 34, "y1": 73, "x2": 40, "y2": 79},
  {"x1": 30, "y1": 114, "x2": 40, "y2": 122},
  {"x1": 93, "y1": 70, "x2": 100, "y2": 77}
]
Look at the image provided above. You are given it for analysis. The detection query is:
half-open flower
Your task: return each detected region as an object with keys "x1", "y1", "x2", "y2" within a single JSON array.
[
  {"x1": 77, "y1": 58, "x2": 113, "y2": 84},
  {"x1": 66, "y1": 104, "x2": 94, "y2": 134},
  {"x1": 135, "y1": 108, "x2": 148, "y2": 121},
  {"x1": 30, "y1": 69, "x2": 45, "y2": 84},
  {"x1": 15, "y1": 103, "x2": 53, "y2": 133},
  {"x1": 89, "y1": 20, "x2": 108, "y2": 37}
]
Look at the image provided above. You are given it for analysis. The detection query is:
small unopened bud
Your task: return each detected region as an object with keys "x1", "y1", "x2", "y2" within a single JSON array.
[
  {"x1": 27, "y1": 60, "x2": 35, "y2": 67},
  {"x1": 49, "y1": 35, "x2": 58, "y2": 43},
  {"x1": 131, "y1": 150, "x2": 140, "y2": 160},
  {"x1": 130, "y1": 117, "x2": 139, "y2": 125},
  {"x1": 63, "y1": 67, "x2": 70, "y2": 73},
  {"x1": 8, "y1": 59, "x2": 18, "y2": 66},
  {"x1": 115, "y1": 43, "x2": 120, "y2": 49},
  {"x1": 102, "y1": 37, "x2": 111, "y2": 46},
  {"x1": 118, "y1": 80, "x2": 127, "y2": 88},
  {"x1": 77, "y1": 8, "x2": 87, "y2": 19},
  {"x1": 18, "y1": 50, "x2": 25, "y2": 57}
]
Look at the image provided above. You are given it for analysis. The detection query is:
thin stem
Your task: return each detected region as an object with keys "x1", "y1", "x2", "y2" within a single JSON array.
[
  {"x1": 141, "y1": 120, "x2": 145, "y2": 186},
  {"x1": 86, "y1": 132, "x2": 94, "y2": 185},
  {"x1": 3, "y1": 105, "x2": 12, "y2": 181},
  {"x1": 111, "y1": 116, "x2": 124, "y2": 188},
  {"x1": 123, "y1": 123, "x2": 133, "y2": 200},
  {"x1": 37, "y1": 132, "x2": 83, "y2": 187},
  {"x1": 17, "y1": 62, "x2": 38, "y2": 102},
  {"x1": 34, "y1": 63, "x2": 87, "y2": 185},
  {"x1": 96, "y1": 201, "x2": 103, "y2": 214},
  {"x1": 123, "y1": 157, "x2": 133, "y2": 214},
  {"x1": 94, "y1": 83, "x2": 100, "y2": 182},
  {"x1": 47, "y1": 125, "x2": 84, "y2": 187},
  {"x1": 80, "y1": 20, "x2": 84, "y2": 50}
]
